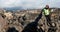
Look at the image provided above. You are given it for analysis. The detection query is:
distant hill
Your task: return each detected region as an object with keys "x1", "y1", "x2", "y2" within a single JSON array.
[{"x1": 3, "y1": 7, "x2": 24, "y2": 11}]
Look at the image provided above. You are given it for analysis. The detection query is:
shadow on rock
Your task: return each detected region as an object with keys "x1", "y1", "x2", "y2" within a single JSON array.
[
  {"x1": 22, "y1": 12, "x2": 44, "y2": 32},
  {"x1": 6, "y1": 27, "x2": 19, "y2": 32}
]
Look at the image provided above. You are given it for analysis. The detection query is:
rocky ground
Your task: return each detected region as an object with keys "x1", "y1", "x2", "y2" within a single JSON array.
[{"x1": 0, "y1": 9, "x2": 60, "y2": 32}]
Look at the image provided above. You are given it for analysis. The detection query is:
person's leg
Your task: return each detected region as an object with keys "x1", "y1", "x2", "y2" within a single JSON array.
[
  {"x1": 45, "y1": 15, "x2": 50, "y2": 22},
  {"x1": 45, "y1": 15, "x2": 51, "y2": 26},
  {"x1": 48, "y1": 15, "x2": 51, "y2": 22}
]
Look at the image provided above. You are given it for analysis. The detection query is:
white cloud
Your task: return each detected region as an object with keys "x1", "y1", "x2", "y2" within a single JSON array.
[{"x1": 0, "y1": 0, "x2": 60, "y2": 8}]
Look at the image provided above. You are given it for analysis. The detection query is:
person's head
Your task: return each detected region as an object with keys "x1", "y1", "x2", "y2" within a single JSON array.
[{"x1": 45, "y1": 5, "x2": 49, "y2": 9}]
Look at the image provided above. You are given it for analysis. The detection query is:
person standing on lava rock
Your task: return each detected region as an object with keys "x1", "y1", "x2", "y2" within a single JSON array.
[{"x1": 42, "y1": 5, "x2": 52, "y2": 26}]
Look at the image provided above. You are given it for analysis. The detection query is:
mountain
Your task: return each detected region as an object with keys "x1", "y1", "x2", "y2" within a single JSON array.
[{"x1": 4, "y1": 7, "x2": 24, "y2": 11}]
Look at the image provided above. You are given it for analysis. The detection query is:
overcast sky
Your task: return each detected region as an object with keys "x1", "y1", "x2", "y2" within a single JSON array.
[{"x1": 0, "y1": 0, "x2": 60, "y2": 9}]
